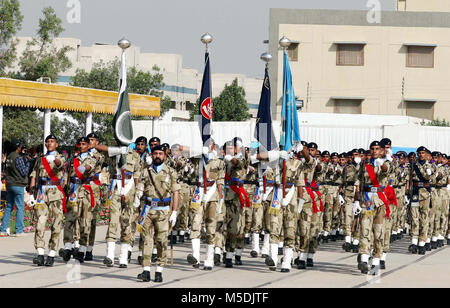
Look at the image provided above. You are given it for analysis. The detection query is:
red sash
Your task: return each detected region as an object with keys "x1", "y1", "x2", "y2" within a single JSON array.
[
  {"x1": 384, "y1": 185, "x2": 397, "y2": 207},
  {"x1": 225, "y1": 173, "x2": 251, "y2": 208},
  {"x1": 365, "y1": 164, "x2": 390, "y2": 219},
  {"x1": 73, "y1": 158, "x2": 95, "y2": 208},
  {"x1": 41, "y1": 157, "x2": 67, "y2": 213},
  {"x1": 304, "y1": 178, "x2": 322, "y2": 213}
]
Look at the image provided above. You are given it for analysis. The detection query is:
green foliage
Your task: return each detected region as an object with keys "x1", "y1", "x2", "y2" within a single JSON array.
[
  {"x1": 0, "y1": 0, "x2": 23, "y2": 76},
  {"x1": 16, "y1": 6, "x2": 72, "y2": 81},
  {"x1": 190, "y1": 78, "x2": 250, "y2": 121},
  {"x1": 70, "y1": 60, "x2": 171, "y2": 144},
  {"x1": 3, "y1": 107, "x2": 43, "y2": 146},
  {"x1": 420, "y1": 118, "x2": 450, "y2": 127}
]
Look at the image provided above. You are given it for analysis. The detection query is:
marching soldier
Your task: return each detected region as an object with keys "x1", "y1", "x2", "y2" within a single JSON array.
[
  {"x1": 85, "y1": 132, "x2": 105, "y2": 261},
  {"x1": 137, "y1": 144, "x2": 179, "y2": 282},
  {"x1": 429, "y1": 152, "x2": 446, "y2": 249},
  {"x1": 322, "y1": 151, "x2": 342, "y2": 243},
  {"x1": 30, "y1": 134, "x2": 66, "y2": 266},
  {"x1": 186, "y1": 139, "x2": 225, "y2": 270},
  {"x1": 94, "y1": 142, "x2": 141, "y2": 268},
  {"x1": 392, "y1": 152, "x2": 410, "y2": 241}
]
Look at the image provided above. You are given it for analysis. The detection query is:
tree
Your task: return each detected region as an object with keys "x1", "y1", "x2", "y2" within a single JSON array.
[
  {"x1": 420, "y1": 118, "x2": 450, "y2": 127},
  {"x1": 190, "y1": 78, "x2": 250, "y2": 121},
  {"x1": 70, "y1": 59, "x2": 172, "y2": 144},
  {"x1": 0, "y1": 0, "x2": 23, "y2": 76},
  {"x1": 16, "y1": 6, "x2": 72, "y2": 81},
  {"x1": 2, "y1": 107, "x2": 42, "y2": 146}
]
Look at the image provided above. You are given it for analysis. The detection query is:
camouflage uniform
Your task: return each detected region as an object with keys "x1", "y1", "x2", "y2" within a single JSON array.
[
  {"x1": 87, "y1": 148, "x2": 105, "y2": 251},
  {"x1": 243, "y1": 163, "x2": 258, "y2": 242},
  {"x1": 141, "y1": 163, "x2": 180, "y2": 268},
  {"x1": 308, "y1": 159, "x2": 326, "y2": 255},
  {"x1": 31, "y1": 152, "x2": 66, "y2": 253},
  {"x1": 382, "y1": 158, "x2": 397, "y2": 255},
  {"x1": 172, "y1": 156, "x2": 193, "y2": 238},
  {"x1": 393, "y1": 162, "x2": 409, "y2": 236},
  {"x1": 330, "y1": 163, "x2": 344, "y2": 234},
  {"x1": 429, "y1": 162, "x2": 446, "y2": 247},
  {"x1": 342, "y1": 162, "x2": 360, "y2": 240},
  {"x1": 322, "y1": 163, "x2": 341, "y2": 235}
]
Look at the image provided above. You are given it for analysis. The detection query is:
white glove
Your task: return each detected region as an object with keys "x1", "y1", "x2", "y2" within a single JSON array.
[
  {"x1": 339, "y1": 195, "x2": 345, "y2": 206},
  {"x1": 217, "y1": 199, "x2": 224, "y2": 215},
  {"x1": 352, "y1": 201, "x2": 361, "y2": 215},
  {"x1": 184, "y1": 166, "x2": 189, "y2": 173},
  {"x1": 375, "y1": 158, "x2": 384, "y2": 167},
  {"x1": 385, "y1": 154, "x2": 393, "y2": 162},
  {"x1": 120, "y1": 146, "x2": 128, "y2": 154},
  {"x1": 297, "y1": 198, "x2": 305, "y2": 213},
  {"x1": 28, "y1": 195, "x2": 36, "y2": 207},
  {"x1": 146, "y1": 156, "x2": 152, "y2": 165},
  {"x1": 46, "y1": 155, "x2": 55, "y2": 163},
  {"x1": 403, "y1": 195, "x2": 410, "y2": 206},
  {"x1": 279, "y1": 150, "x2": 288, "y2": 160},
  {"x1": 426, "y1": 169, "x2": 432, "y2": 176},
  {"x1": 202, "y1": 146, "x2": 209, "y2": 156},
  {"x1": 169, "y1": 211, "x2": 177, "y2": 227},
  {"x1": 294, "y1": 143, "x2": 304, "y2": 153},
  {"x1": 447, "y1": 184, "x2": 450, "y2": 192},
  {"x1": 387, "y1": 148, "x2": 393, "y2": 156},
  {"x1": 250, "y1": 153, "x2": 259, "y2": 164},
  {"x1": 224, "y1": 155, "x2": 233, "y2": 162},
  {"x1": 133, "y1": 195, "x2": 141, "y2": 208},
  {"x1": 77, "y1": 165, "x2": 86, "y2": 174},
  {"x1": 267, "y1": 150, "x2": 280, "y2": 162},
  {"x1": 354, "y1": 157, "x2": 361, "y2": 164}
]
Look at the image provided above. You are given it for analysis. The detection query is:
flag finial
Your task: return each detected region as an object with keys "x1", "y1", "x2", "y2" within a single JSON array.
[
  {"x1": 201, "y1": 33, "x2": 213, "y2": 51},
  {"x1": 118, "y1": 38, "x2": 131, "y2": 50},
  {"x1": 279, "y1": 36, "x2": 291, "y2": 49}
]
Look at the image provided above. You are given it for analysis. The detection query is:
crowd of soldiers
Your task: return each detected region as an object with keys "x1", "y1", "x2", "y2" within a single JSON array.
[{"x1": 29, "y1": 133, "x2": 450, "y2": 282}]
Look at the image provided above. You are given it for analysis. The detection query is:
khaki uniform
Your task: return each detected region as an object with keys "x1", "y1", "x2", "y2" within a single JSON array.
[
  {"x1": 141, "y1": 164, "x2": 180, "y2": 267},
  {"x1": 31, "y1": 153, "x2": 66, "y2": 252},
  {"x1": 105, "y1": 149, "x2": 141, "y2": 244},
  {"x1": 330, "y1": 164, "x2": 344, "y2": 232},
  {"x1": 430, "y1": 163, "x2": 446, "y2": 243},
  {"x1": 88, "y1": 148, "x2": 105, "y2": 248},
  {"x1": 410, "y1": 160, "x2": 433, "y2": 245},
  {"x1": 322, "y1": 163, "x2": 341, "y2": 234},
  {"x1": 225, "y1": 155, "x2": 248, "y2": 253},
  {"x1": 68, "y1": 152, "x2": 98, "y2": 248},
  {"x1": 173, "y1": 156, "x2": 193, "y2": 234},
  {"x1": 358, "y1": 160, "x2": 392, "y2": 259},
  {"x1": 189, "y1": 157, "x2": 225, "y2": 244},
  {"x1": 308, "y1": 159, "x2": 326, "y2": 253},
  {"x1": 342, "y1": 163, "x2": 360, "y2": 238},
  {"x1": 243, "y1": 163, "x2": 258, "y2": 236},
  {"x1": 393, "y1": 162, "x2": 409, "y2": 234}
]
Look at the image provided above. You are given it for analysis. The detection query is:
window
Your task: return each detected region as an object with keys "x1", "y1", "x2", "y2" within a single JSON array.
[
  {"x1": 334, "y1": 99, "x2": 362, "y2": 114},
  {"x1": 406, "y1": 46, "x2": 434, "y2": 68},
  {"x1": 287, "y1": 43, "x2": 299, "y2": 62},
  {"x1": 406, "y1": 101, "x2": 434, "y2": 120},
  {"x1": 336, "y1": 44, "x2": 364, "y2": 66}
]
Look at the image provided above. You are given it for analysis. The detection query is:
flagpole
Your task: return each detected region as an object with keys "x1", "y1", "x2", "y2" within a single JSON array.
[
  {"x1": 259, "y1": 52, "x2": 272, "y2": 193},
  {"x1": 279, "y1": 36, "x2": 291, "y2": 199}
]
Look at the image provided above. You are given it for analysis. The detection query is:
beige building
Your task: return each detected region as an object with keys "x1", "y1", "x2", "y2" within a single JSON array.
[
  {"x1": 268, "y1": 7, "x2": 450, "y2": 122},
  {"x1": 397, "y1": 0, "x2": 450, "y2": 12}
]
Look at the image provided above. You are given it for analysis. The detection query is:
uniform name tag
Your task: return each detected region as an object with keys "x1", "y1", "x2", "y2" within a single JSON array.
[{"x1": 370, "y1": 187, "x2": 378, "y2": 193}]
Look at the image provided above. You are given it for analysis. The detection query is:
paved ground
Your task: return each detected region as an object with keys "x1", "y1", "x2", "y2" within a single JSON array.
[{"x1": 0, "y1": 226, "x2": 449, "y2": 288}]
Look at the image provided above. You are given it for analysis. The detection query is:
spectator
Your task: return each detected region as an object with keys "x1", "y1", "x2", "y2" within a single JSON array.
[{"x1": 0, "y1": 139, "x2": 31, "y2": 237}]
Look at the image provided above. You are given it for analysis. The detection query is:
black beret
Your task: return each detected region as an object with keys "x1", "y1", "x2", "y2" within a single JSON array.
[
  {"x1": 162, "y1": 143, "x2": 170, "y2": 150},
  {"x1": 301, "y1": 141, "x2": 308, "y2": 147},
  {"x1": 149, "y1": 137, "x2": 161, "y2": 143},
  {"x1": 331, "y1": 152, "x2": 339, "y2": 158},
  {"x1": 431, "y1": 151, "x2": 440, "y2": 157},
  {"x1": 45, "y1": 134, "x2": 57, "y2": 142},
  {"x1": 86, "y1": 132, "x2": 100, "y2": 140},
  {"x1": 442, "y1": 153, "x2": 447, "y2": 159},
  {"x1": 365, "y1": 150, "x2": 371, "y2": 155},
  {"x1": 339, "y1": 153, "x2": 348, "y2": 158},
  {"x1": 370, "y1": 141, "x2": 380, "y2": 148},
  {"x1": 408, "y1": 152, "x2": 416, "y2": 157},
  {"x1": 308, "y1": 142, "x2": 318, "y2": 149},
  {"x1": 426, "y1": 149, "x2": 432, "y2": 155},
  {"x1": 151, "y1": 145, "x2": 165, "y2": 152},
  {"x1": 397, "y1": 152, "x2": 406, "y2": 158},
  {"x1": 135, "y1": 136, "x2": 148, "y2": 144},
  {"x1": 77, "y1": 137, "x2": 89, "y2": 144},
  {"x1": 358, "y1": 148, "x2": 365, "y2": 154},
  {"x1": 416, "y1": 146, "x2": 426, "y2": 152},
  {"x1": 379, "y1": 140, "x2": 387, "y2": 148},
  {"x1": 380, "y1": 138, "x2": 392, "y2": 146},
  {"x1": 322, "y1": 151, "x2": 330, "y2": 156}
]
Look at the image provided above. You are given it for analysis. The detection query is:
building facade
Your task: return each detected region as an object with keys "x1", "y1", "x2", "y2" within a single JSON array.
[{"x1": 268, "y1": 8, "x2": 450, "y2": 122}]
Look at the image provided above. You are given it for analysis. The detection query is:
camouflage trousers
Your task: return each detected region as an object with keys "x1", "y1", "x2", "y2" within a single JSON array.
[
  {"x1": 383, "y1": 204, "x2": 396, "y2": 252},
  {"x1": 88, "y1": 184, "x2": 103, "y2": 247},
  {"x1": 188, "y1": 200, "x2": 217, "y2": 244},
  {"x1": 359, "y1": 205, "x2": 386, "y2": 258},
  {"x1": 323, "y1": 186, "x2": 338, "y2": 232},
  {"x1": 63, "y1": 202, "x2": 79, "y2": 244},
  {"x1": 441, "y1": 198, "x2": 449, "y2": 237},
  {"x1": 175, "y1": 184, "x2": 191, "y2": 232},
  {"x1": 295, "y1": 202, "x2": 318, "y2": 253},
  {"x1": 141, "y1": 209, "x2": 170, "y2": 267},
  {"x1": 392, "y1": 188, "x2": 406, "y2": 232},
  {"x1": 214, "y1": 200, "x2": 226, "y2": 249},
  {"x1": 129, "y1": 202, "x2": 142, "y2": 248},
  {"x1": 270, "y1": 203, "x2": 298, "y2": 248},
  {"x1": 105, "y1": 188, "x2": 136, "y2": 243},
  {"x1": 343, "y1": 195, "x2": 354, "y2": 237},
  {"x1": 429, "y1": 189, "x2": 443, "y2": 239},
  {"x1": 78, "y1": 186, "x2": 99, "y2": 247},
  {"x1": 225, "y1": 198, "x2": 246, "y2": 253},
  {"x1": 34, "y1": 200, "x2": 64, "y2": 251},
  {"x1": 250, "y1": 201, "x2": 265, "y2": 233},
  {"x1": 410, "y1": 195, "x2": 430, "y2": 243}
]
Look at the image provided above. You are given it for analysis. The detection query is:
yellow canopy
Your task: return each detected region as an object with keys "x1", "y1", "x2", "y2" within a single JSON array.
[{"x1": 0, "y1": 78, "x2": 160, "y2": 117}]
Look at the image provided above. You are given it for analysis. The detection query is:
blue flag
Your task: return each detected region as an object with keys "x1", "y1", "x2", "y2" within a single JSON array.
[
  {"x1": 199, "y1": 52, "x2": 213, "y2": 146},
  {"x1": 280, "y1": 50, "x2": 300, "y2": 151},
  {"x1": 254, "y1": 67, "x2": 277, "y2": 152}
]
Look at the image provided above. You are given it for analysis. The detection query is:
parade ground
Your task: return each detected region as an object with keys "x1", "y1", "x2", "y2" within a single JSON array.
[{"x1": 0, "y1": 225, "x2": 448, "y2": 288}]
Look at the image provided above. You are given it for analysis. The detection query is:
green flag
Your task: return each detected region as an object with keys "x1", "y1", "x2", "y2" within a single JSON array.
[{"x1": 113, "y1": 50, "x2": 133, "y2": 146}]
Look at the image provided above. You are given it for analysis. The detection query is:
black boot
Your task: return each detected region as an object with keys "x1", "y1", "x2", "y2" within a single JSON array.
[
  {"x1": 306, "y1": 258, "x2": 314, "y2": 267},
  {"x1": 128, "y1": 251, "x2": 132, "y2": 263},
  {"x1": 425, "y1": 243, "x2": 431, "y2": 251},
  {"x1": 59, "y1": 248, "x2": 72, "y2": 262},
  {"x1": 137, "y1": 256, "x2": 143, "y2": 265},
  {"x1": 418, "y1": 245, "x2": 426, "y2": 255},
  {"x1": 170, "y1": 235, "x2": 177, "y2": 245},
  {"x1": 187, "y1": 254, "x2": 200, "y2": 268},
  {"x1": 265, "y1": 255, "x2": 275, "y2": 267},
  {"x1": 235, "y1": 255, "x2": 242, "y2": 265},
  {"x1": 44, "y1": 256, "x2": 55, "y2": 267},
  {"x1": 431, "y1": 241, "x2": 438, "y2": 250},
  {"x1": 76, "y1": 251, "x2": 85, "y2": 263},
  {"x1": 438, "y1": 239, "x2": 444, "y2": 247},
  {"x1": 84, "y1": 251, "x2": 93, "y2": 261},
  {"x1": 322, "y1": 235, "x2": 329, "y2": 243},
  {"x1": 178, "y1": 235, "x2": 185, "y2": 243},
  {"x1": 244, "y1": 237, "x2": 250, "y2": 245},
  {"x1": 223, "y1": 253, "x2": 227, "y2": 264},
  {"x1": 342, "y1": 242, "x2": 352, "y2": 252},
  {"x1": 33, "y1": 255, "x2": 45, "y2": 266},
  {"x1": 250, "y1": 250, "x2": 258, "y2": 258},
  {"x1": 214, "y1": 253, "x2": 221, "y2": 266},
  {"x1": 390, "y1": 234, "x2": 395, "y2": 243},
  {"x1": 359, "y1": 262, "x2": 369, "y2": 274},
  {"x1": 357, "y1": 254, "x2": 361, "y2": 264},
  {"x1": 297, "y1": 260, "x2": 306, "y2": 269},
  {"x1": 447, "y1": 238, "x2": 450, "y2": 246},
  {"x1": 380, "y1": 260, "x2": 386, "y2": 270},
  {"x1": 408, "y1": 244, "x2": 418, "y2": 254},
  {"x1": 103, "y1": 257, "x2": 113, "y2": 267},
  {"x1": 72, "y1": 248, "x2": 79, "y2": 259},
  {"x1": 352, "y1": 244, "x2": 360, "y2": 253},
  {"x1": 281, "y1": 268, "x2": 290, "y2": 273},
  {"x1": 151, "y1": 253, "x2": 157, "y2": 263},
  {"x1": 330, "y1": 234, "x2": 337, "y2": 242},
  {"x1": 225, "y1": 258, "x2": 233, "y2": 268},
  {"x1": 137, "y1": 270, "x2": 151, "y2": 282},
  {"x1": 154, "y1": 272, "x2": 163, "y2": 283}
]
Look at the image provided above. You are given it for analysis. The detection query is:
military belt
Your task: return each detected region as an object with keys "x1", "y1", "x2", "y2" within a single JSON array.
[
  {"x1": 113, "y1": 174, "x2": 133, "y2": 180},
  {"x1": 344, "y1": 181, "x2": 355, "y2": 186},
  {"x1": 145, "y1": 197, "x2": 171, "y2": 208},
  {"x1": 430, "y1": 184, "x2": 446, "y2": 188},
  {"x1": 195, "y1": 181, "x2": 215, "y2": 187},
  {"x1": 70, "y1": 177, "x2": 92, "y2": 185},
  {"x1": 413, "y1": 181, "x2": 430, "y2": 188},
  {"x1": 364, "y1": 186, "x2": 384, "y2": 193},
  {"x1": 243, "y1": 180, "x2": 258, "y2": 185},
  {"x1": 39, "y1": 178, "x2": 61, "y2": 186},
  {"x1": 324, "y1": 182, "x2": 339, "y2": 186},
  {"x1": 393, "y1": 184, "x2": 406, "y2": 188}
]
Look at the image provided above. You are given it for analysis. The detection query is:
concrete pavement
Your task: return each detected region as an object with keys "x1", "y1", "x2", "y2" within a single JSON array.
[{"x1": 0, "y1": 226, "x2": 449, "y2": 288}]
